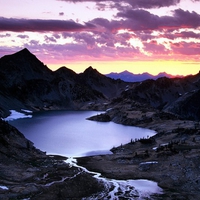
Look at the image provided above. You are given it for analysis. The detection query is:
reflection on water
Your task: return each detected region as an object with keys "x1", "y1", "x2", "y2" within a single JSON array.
[{"x1": 9, "y1": 111, "x2": 156, "y2": 157}]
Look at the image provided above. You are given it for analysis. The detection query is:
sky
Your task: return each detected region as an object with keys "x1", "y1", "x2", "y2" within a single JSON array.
[{"x1": 0, "y1": 0, "x2": 200, "y2": 75}]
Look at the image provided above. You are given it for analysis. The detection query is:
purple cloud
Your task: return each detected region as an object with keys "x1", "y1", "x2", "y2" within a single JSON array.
[
  {"x1": 0, "y1": 17, "x2": 95, "y2": 32},
  {"x1": 58, "y1": 0, "x2": 181, "y2": 9},
  {"x1": 165, "y1": 31, "x2": 200, "y2": 40},
  {"x1": 171, "y1": 41, "x2": 200, "y2": 55},
  {"x1": 143, "y1": 40, "x2": 170, "y2": 55},
  {"x1": 17, "y1": 34, "x2": 29, "y2": 39},
  {"x1": 0, "y1": 33, "x2": 11, "y2": 38},
  {"x1": 114, "y1": 9, "x2": 200, "y2": 31},
  {"x1": 44, "y1": 35, "x2": 57, "y2": 43},
  {"x1": 29, "y1": 40, "x2": 40, "y2": 46},
  {"x1": 59, "y1": 12, "x2": 64, "y2": 16}
]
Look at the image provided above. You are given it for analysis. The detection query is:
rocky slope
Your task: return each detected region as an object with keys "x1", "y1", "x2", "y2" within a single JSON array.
[
  {"x1": 119, "y1": 72, "x2": 200, "y2": 120},
  {"x1": 0, "y1": 119, "x2": 107, "y2": 199}
]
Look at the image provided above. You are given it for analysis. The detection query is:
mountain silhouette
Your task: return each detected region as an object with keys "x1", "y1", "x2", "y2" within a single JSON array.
[{"x1": 0, "y1": 49, "x2": 128, "y2": 117}]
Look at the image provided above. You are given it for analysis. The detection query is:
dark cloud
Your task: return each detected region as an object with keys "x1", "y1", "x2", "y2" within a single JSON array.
[
  {"x1": 126, "y1": 0, "x2": 181, "y2": 9},
  {"x1": 114, "y1": 9, "x2": 200, "y2": 31},
  {"x1": 0, "y1": 17, "x2": 95, "y2": 32},
  {"x1": 90, "y1": 18, "x2": 123, "y2": 32},
  {"x1": 173, "y1": 9, "x2": 200, "y2": 27},
  {"x1": 86, "y1": 9, "x2": 200, "y2": 35}
]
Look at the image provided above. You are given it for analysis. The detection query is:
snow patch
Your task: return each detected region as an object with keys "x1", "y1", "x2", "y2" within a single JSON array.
[
  {"x1": 0, "y1": 186, "x2": 8, "y2": 190},
  {"x1": 21, "y1": 109, "x2": 33, "y2": 113},
  {"x1": 140, "y1": 161, "x2": 158, "y2": 165},
  {"x1": 153, "y1": 143, "x2": 168, "y2": 151},
  {"x1": 4, "y1": 110, "x2": 32, "y2": 121},
  {"x1": 106, "y1": 108, "x2": 113, "y2": 112}
]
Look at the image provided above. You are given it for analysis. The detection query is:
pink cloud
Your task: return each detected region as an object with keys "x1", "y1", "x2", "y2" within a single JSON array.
[
  {"x1": 143, "y1": 41, "x2": 170, "y2": 54},
  {"x1": 171, "y1": 41, "x2": 200, "y2": 55}
]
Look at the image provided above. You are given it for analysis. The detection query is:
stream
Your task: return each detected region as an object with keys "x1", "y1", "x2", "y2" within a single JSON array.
[{"x1": 66, "y1": 157, "x2": 163, "y2": 199}]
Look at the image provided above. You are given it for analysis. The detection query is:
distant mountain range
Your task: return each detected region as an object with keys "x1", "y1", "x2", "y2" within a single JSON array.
[{"x1": 106, "y1": 70, "x2": 183, "y2": 82}]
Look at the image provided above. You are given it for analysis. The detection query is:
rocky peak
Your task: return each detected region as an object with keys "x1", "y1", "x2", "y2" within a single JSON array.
[
  {"x1": 54, "y1": 66, "x2": 77, "y2": 79},
  {"x1": 1, "y1": 48, "x2": 38, "y2": 64},
  {"x1": 83, "y1": 66, "x2": 100, "y2": 76},
  {"x1": 0, "y1": 48, "x2": 52, "y2": 85},
  {"x1": 14, "y1": 48, "x2": 32, "y2": 56}
]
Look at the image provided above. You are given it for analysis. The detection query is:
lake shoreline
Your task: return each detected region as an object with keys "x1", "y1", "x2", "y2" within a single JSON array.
[
  {"x1": 8, "y1": 110, "x2": 155, "y2": 157},
  {"x1": 77, "y1": 109, "x2": 200, "y2": 199},
  {"x1": 2, "y1": 108, "x2": 200, "y2": 199}
]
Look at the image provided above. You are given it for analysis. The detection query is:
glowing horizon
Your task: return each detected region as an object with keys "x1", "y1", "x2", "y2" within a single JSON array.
[
  {"x1": 48, "y1": 60, "x2": 200, "y2": 76},
  {"x1": 0, "y1": 0, "x2": 200, "y2": 75}
]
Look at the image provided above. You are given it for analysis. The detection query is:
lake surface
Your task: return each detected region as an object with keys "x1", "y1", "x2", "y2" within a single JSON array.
[{"x1": 9, "y1": 111, "x2": 156, "y2": 157}]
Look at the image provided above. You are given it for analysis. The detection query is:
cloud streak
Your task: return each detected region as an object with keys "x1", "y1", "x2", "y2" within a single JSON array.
[{"x1": 0, "y1": 17, "x2": 95, "y2": 32}]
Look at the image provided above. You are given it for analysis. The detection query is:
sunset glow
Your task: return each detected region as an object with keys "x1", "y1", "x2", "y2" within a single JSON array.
[
  {"x1": 49, "y1": 61, "x2": 200, "y2": 76},
  {"x1": 0, "y1": 0, "x2": 200, "y2": 75}
]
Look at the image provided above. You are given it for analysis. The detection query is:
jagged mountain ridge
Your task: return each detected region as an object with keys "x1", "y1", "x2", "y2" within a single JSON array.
[
  {"x1": 106, "y1": 70, "x2": 183, "y2": 82},
  {"x1": 0, "y1": 49, "x2": 128, "y2": 117}
]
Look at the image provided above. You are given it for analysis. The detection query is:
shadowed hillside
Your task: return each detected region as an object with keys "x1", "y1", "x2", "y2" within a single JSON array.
[
  {"x1": 0, "y1": 49, "x2": 128, "y2": 117},
  {"x1": 119, "y1": 73, "x2": 200, "y2": 120}
]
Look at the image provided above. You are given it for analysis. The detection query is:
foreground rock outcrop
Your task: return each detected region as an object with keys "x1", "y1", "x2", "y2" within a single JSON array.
[{"x1": 0, "y1": 119, "x2": 106, "y2": 199}]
